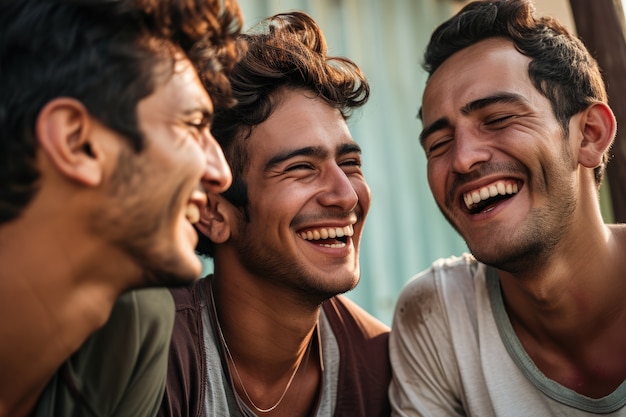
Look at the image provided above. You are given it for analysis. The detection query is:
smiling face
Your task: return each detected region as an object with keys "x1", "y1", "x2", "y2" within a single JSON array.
[
  {"x1": 228, "y1": 89, "x2": 371, "y2": 301},
  {"x1": 94, "y1": 56, "x2": 232, "y2": 286},
  {"x1": 420, "y1": 38, "x2": 580, "y2": 272}
]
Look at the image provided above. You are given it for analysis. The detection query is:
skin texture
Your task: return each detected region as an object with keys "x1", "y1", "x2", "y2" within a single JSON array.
[
  {"x1": 232, "y1": 89, "x2": 369, "y2": 302},
  {"x1": 200, "y1": 88, "x2": 371, "y2": 415},
  {"x1": 92, "y1": 57, "x2": 232, "y2": 286},
  {"x1": 421, "y1": 38, "x2": 576, "y2": 273},
  {"x1": 420, "y1": 37, "x2": 626, "y2": 399},
  {"x1": 0, "y1": 56, "x2": 232, "y2": 417}
]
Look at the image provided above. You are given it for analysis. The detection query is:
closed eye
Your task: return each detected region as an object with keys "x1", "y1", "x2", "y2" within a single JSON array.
[
  {"x1": 486, "y1": 115, "x2": 515, "y2": 126},
  {"x1": 285, "y1": 162, "x2": 315, "y2": 171},
  {"x1": 425, "y1": 136, "x2": 452, "y2": 158},
  {"x1": 340, "y1": 158, "x2": 361, "y2": 168},
  {"x1": 187, "y1": 118, "x2": 211, "y2": 132}
]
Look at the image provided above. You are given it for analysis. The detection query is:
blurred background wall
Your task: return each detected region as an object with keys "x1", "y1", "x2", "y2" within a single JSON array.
[{"x1": 202, "y1": 0, "x2": 582, "y2": 324}]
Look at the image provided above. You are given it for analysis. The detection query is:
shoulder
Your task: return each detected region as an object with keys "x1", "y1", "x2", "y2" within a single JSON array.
[
  {"x1": 167, "y1": 277, "x2": 209, "y2": 351},
  {"x1": 169, "y1": 276, "x2": 208, "y2": 312},
  {"x1": 116, "y1": 287, "x2": 175, "y2": 332},
  {"x1": 398, "y1": 253, "x2": 483, "y2": 305},
  {"x1": 160, "y1": 279, "x2": 210, "y2": 417},
  {"x1": 393, "y1": 253, "x2": 485, "y2": 331},
  {"x1": 323, "y1": 296, "x2": 392, "y2": 416},
  {"x1": 323, "y1": 295, "x2": 389, "y2": 338}
]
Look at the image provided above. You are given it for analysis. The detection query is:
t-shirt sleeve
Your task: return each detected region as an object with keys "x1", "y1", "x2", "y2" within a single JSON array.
[
  {"x1": 389, "y1": 267, "x2": 465, "y2": 417},
  {"x1": 34, "y1": 288, "x2": 175, "y2": 417}
]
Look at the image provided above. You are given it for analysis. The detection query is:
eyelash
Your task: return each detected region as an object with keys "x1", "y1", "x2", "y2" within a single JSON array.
[
  {"x1": 285, "y1": 159, "x2": 362, "y2": 171},
  {"x1": 341, "y1": 159, "x2": 361, "y2": 167},
  {"x1": 486, "y1": 115, "x2": 515, "y2": 125},
  {"x1": 187, "y1": 119, "x2": 211, "y2": 132}
]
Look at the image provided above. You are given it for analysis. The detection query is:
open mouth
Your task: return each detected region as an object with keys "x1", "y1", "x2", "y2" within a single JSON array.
[
  {"x1": 298, "y1": 225, "x2": 354, "y2": 248},
  {"x1": 463, "y1": 180, "x2": 520, "y2": 214}
]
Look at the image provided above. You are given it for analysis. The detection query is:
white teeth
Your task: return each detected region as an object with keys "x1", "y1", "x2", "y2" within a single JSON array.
[
  {"x1": 320, "y1": 242, "x2": 346, "y2": 248},
  {"x1": 185, "y1": 204, "x2": 200, "y2": 224},
  {"x1": 299, "y1": 225, "x2": 354, "y2": 241},
  {"x1": 463, "y1": 181, "x2": 519, "y2": 209}
]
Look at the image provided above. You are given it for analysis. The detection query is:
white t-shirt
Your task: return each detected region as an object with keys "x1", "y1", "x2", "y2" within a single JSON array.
[{"x1": 389, "y1": 254, "x2": 626, "y2": 416}]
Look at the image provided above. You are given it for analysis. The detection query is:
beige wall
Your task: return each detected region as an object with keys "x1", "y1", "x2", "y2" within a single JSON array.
[{"x1": 453, "y1": 0, "x2": 575, "y2": 32}]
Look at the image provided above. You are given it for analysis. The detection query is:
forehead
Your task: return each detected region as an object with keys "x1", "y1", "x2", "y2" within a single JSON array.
[
  {"x1": 138, "y1": 57, "x2": 212, "y2": 122},
  {"x1": 247, "y1": 90, "x2": 354, "y2": 162},
  {"x1": 422, "y1": 38, "x2": 536, "y2": 122}
]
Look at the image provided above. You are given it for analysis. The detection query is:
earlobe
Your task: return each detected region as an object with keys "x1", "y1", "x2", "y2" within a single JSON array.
[
  {"x1": 196, "y1": 194, "x2": 231, "y2": 244},
  {"x1": 36, "y1": 98, "x2": 103, "y2": 186},
  {"x1": 577, "y1": 102, "x2": 616, "y2": 168}
]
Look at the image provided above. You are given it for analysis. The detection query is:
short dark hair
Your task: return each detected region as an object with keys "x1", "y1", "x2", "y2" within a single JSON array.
[
  {"x1": 422, "y1": 0, "x2": 609, "y2": 185},
  {"x1": 196, "y1": 11, "x2": 370, "y2": 257},
  {"x1": 0, "y1": 0, "x2": 243, "y2": 223}
]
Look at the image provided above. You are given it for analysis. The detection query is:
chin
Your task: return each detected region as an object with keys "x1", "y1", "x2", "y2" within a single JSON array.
[{"x1": 145, "y1": 255, "x2": 202, "y2": 287}]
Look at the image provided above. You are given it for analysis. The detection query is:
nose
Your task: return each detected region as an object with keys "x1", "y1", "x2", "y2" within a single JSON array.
[
  {"x1": 201, "y1": 131, "x2": 232, "y2": 194},
  {"x1": 318, "y1": 164, "x2": 360, "y2": 212},
  {"x1": 450, "y1": 127, "x2": 492, "y2": 174}
]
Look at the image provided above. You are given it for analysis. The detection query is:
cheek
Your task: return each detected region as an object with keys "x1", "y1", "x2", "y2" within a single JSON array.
[
  {"x1": 180, "y1": 142, "x2": 209, "y2": 175},
  {"x1": 353, "y1": 180, "x2": 371, "y2": 214},
  {"x1": 426, "y1": 163, "x2": 446, "y2": 200}
]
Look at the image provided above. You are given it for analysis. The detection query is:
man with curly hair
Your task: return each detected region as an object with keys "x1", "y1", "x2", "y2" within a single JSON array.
[
  {"x1": 390, "y1": 1, "x2": 624, "y2": 415},
  {"x1": 159, "y1": 11, "x2": 391, "y2": 417},
  {"x1": 0, "y1": 1, "x2": 243, "y2": 416}
]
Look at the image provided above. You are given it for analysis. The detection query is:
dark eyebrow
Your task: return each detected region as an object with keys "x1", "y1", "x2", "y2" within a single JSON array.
[
  {"x1": 419, "y1": 93, "x2": 529, "y2": 146},
  {"x1": 461, "y1": 93, "x2": 528, "y2": 115},
  {"x1": 265, "y1": 146, "x2": 326, "y2": 171},
  {"x1": 419, "y1": 118, "x2": 451, "y2": 146},
  {"x1": 339, "y1": 142, "x2": 362, "y2": 156},
  {"x1": 264, "y1": 142, "x2": 362, "y2": 171},
  {"x1": 182, "y1": 107, "x2": 214, "y2": 122}
]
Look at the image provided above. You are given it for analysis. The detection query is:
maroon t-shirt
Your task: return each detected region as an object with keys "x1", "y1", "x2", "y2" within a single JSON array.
[{"x1": 159, "y1": 276, "x2": 391, "y2": 417}]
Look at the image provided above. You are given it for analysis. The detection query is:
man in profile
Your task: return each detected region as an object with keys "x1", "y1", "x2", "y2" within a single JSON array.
[{"x1": 0, "y1": 1, "x2": 242, "y2": 415}]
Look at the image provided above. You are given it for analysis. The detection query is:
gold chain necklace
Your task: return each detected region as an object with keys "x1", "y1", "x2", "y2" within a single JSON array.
[{"x1": 210, "y1": 282, "x2": 313, "y2": 414}]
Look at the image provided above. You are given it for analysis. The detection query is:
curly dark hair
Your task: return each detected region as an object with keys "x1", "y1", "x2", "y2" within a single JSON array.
[
  {"x1": 0, "y1": 0, "x2": 243, "y2": 223},
  {"x1": 422, "y1": 0, "x2": 609, "y2": 186},
  {"x1": 196, "y1": 11, "x2": 370, "y2": 257}
]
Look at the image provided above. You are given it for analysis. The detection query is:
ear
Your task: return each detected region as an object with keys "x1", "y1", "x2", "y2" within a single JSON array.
[
  {"x1": 36, "y1": 98, "x2": 103, "y2": 186},
  {"x1": 196, "y1": 193, "x2": 232, "y2": 244},
  {"x1": 576, "y1": 102, "x2": 616, "y2": 168}
]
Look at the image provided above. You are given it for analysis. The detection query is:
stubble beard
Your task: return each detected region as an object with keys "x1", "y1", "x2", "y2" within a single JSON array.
[
  {"x1": 448, "y1": 185, "x2": 576, "y2": 275},
  {"x1": 237, "y1": 233, "x2": 358, "y2": 306},
  {"x1": 93, "y1": 148, "x2": 197, "y2": 287}
]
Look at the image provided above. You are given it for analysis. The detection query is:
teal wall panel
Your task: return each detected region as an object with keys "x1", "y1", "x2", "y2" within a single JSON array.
[{"x1": 203, "y1": 0, "x2": 469, "y2": 324}]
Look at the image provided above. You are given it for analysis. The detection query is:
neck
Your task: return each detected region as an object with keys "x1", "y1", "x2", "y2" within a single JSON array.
[
  {"x1": 498, "y1": 224, "x2": 626, "y2": 348},
  {"x1": 208, "y1": 277, "x2": 322, "y2": 416},
  {"x1": 0, "y1": 219, "x2": 134, "y2": 417}
]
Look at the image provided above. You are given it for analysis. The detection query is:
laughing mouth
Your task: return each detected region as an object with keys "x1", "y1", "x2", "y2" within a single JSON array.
[
  {"x1": 463, "y1": 180, "x2": 519, "y2": 213},
  {"x1": 298, "y1": 225, "x2": 354, "y2": 248}
]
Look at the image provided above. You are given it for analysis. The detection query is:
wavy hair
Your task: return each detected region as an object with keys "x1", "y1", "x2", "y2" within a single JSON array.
[
  {"x1": 423, "y1": 0, "x2": 610, "y2": 186},
  {"x1": 196, "y1": 11, "x2": 369, "y2": 257},
  {"x1": 0, "y1": 0, "x2": 243, "y2": 223}
]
